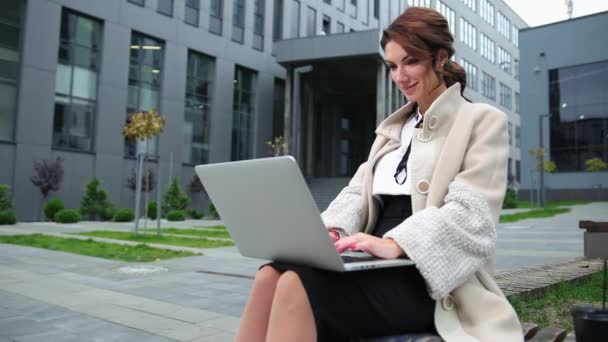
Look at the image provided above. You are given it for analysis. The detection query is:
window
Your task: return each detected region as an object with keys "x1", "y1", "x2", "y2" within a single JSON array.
[
  {"x1": 158, "y1": 0, "x2": 173, "y2": 16},
  {"x1": 125, "y1": 32, "x2": 164, "y2": 158},
  {"x1": 290, "y1": 0, "x2": 300, "y2": 38},
  {"x1": 232, "y1": 66, "x2": 257, "y2": 161},
  {"x1": 322, "y1": 15, "x2": 330, "y2": 35},
  {"x1": 273, "y1": 0, "x2": 283, "y2": 41},
  {"x1": 53, "y1": 10, "x2": 101, "y2": 152},
  {"x1": 515, "y1": 92, "x2": 520, "y2": 113},
  {"x1": 336, "y1": 21, "x2": 345, "y2": 33},
  {"x1": 183, "y1": 50, "x2": 214, "y2": 165},
  {"x1": 408, "y1": 0, "x2": 430, "y2": 6},
  {"x1": 508, "y1": 122, "x2": 512, "y2": 145},
  {"x1": 323, "y1": 0, "x2": 331, "y2": 4},
  {"x1": 460, "y1": 59, "x2": 478, "y2": 91},
  {"x1": 515, "y1": 160, "x2": 521, "y2": 182},
  {"x1": 512, "y1": 26, "x2": 519, "y2": 47},
  {"x1": 549, "y1": 61, "x2": 608, "y2": 171},
  {"x1": 232, "y1": 0, "x2": 245, "y2": 43},
  {"x1": 499, "y1": 83, "x2": 512, "y2": 109},
  {"x1": 481, "y1": 71, "x2": 495, "y2": 100},
  {"x1": 480, "y1": 33, "x2": 495, "y2": 63},
  {"x1": 459, "y1": 17, "x2": 477, "y2": 51},
  {"x1": 480, "y1": 0, "x2": 494, "y2": 27},
  {"x1": 461, "y1": 0, "x2": 475, "y2": 12},
  {"x1": 253, "y1": 0, "x2": 265, "y2": 50},
  {"x1": 210, "y1": 0, "x2": 223, "y2": 35},
  {"x1": 508, "y1": 158, "x2": 512, "y2": 179},
  {"x1": 498, "y1": 47, "x2": 511, "y2": 74},
  {"x1": 497, "y1": 12, "x2": 510, "y2": 39},
  {"x1": 272, "y1": 79, "x2": 285, "y2": 139},
  {"x1": 306, "y1": 6, "x2": 316, "y2": 36},
  {"x1": 0, "y1": 0, "x2": 24, "y2": 142},
  {"x1": 514, "y1": 58, "x2": 519, "y2": 80},
  {"x1": 373, "y1": 0, "x2": 379, "y2": 19},
  {"x1": 515, "y1": 126, "x2": 520, "y2": 147},
  {"x1": 350, "y1": 0, "x2": 357, "y2": 19},
  {"x1": 337, "y1": 0, "x2": 345, "y2": 12},
  {"x1": 128, "y1": 0, "x2": 145, "y2": 6},
  {"x1": 435, "y1": 1, "x2": 455, "y2": 36},
  {"x1": 185, "y1": 0, "x2": 200, "y2": 26}
]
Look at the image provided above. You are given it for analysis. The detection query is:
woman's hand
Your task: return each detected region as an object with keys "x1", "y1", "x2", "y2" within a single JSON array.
[{"x1": 334, "y1": 233, "x2": 406, "y2": 259}]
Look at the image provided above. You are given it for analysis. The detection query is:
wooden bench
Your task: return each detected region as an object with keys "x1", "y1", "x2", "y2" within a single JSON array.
[{"x1": 361, "y1": 257, "x2": 606, "y2": 342}]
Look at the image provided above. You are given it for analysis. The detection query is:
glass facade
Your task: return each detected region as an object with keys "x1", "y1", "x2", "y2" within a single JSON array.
[
  {"x1": 125, "y1": 32, "x2": 164, "y2": 158},
  {"x1": 549, "y1": 60, "x2": 608, "y2": 172},
  {"x1": 209, "y1": 0, "x2": 223, "y2": 35},
  {"x1": 435, "y1": 1, "x2": 455, "y2": 36},
  {"x1": 253, "y1": 0, "x2": 265, "y2": 50},
  {"x1": 0, "y1": 0, "x2": 24, "y2": 142},
  {"x1": 232, "y1": 0, "x2": 245, "y2": 43},
  {"x1": 53, "y1": 10, "x2": 102, "y2": 152},
  {"x1": 183, "y1": 50, "x2": 214, "y2": 165},
  {"x1": 231, "y1": 66, "x2": 257, "y2": 161}
]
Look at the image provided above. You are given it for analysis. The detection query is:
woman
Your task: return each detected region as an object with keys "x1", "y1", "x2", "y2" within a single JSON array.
[{"x1": 236, "y1": 7, "x2": 523, "y2": 342}]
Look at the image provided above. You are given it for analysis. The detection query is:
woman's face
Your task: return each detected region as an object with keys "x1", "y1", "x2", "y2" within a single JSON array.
[{"x1": 384, "y1": 40, "x2": 443, "y2": 107}]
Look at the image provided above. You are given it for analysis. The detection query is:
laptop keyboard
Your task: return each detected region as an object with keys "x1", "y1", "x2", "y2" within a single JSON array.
[{"x1": 341, "y1": 255, "x2": 378, "y2": 263}]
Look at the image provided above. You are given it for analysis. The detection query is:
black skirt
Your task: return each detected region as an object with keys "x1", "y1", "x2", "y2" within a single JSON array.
[{"x1": 265, "y1": 195, "x2": 436, "y2": 341}]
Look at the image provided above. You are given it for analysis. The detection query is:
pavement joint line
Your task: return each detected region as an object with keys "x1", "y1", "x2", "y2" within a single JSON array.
[{"x1": 196, "y1": 270, "x2": 255, "y2": 279}]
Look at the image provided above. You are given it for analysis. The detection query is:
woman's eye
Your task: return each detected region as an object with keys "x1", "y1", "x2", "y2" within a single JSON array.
[
  {"x1": 405, "y1": 59, "x2": 419, "y2": 65},
  {"x1": 387, "y1": 64, "x2": 397, "y2": 71}
]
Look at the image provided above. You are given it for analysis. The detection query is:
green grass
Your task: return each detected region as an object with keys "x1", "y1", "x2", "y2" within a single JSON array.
[
  {"x1": 72, "y1": 231, "x2": 234, "y2": 248},
  {"x1": 159, "y1": 227, "x2": 231, "y2": 239},
  {"x1": 508, "y1": 271, "x2": 606, "y2": 332},
  {"x1": 195, "y1": 225, "x2": 226, "y2": 230},
  {"x1": 514, "y1": 200, "x2": 591, "y2": 209},
  {"x1": 0, "y1": 234, "x2": 198, "y2": 262},
  {"x1": 499, "y1": 207, "x2": 571, "y2": 223}
]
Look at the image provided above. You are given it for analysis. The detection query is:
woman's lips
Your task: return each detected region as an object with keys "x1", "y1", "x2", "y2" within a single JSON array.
[{"x1": 404, "y1": 82, "x2": 418, "y2": 96}]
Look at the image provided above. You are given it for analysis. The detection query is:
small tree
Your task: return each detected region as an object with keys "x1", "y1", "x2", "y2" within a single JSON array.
[
  {"x1": 30, "y1": 157, "x2": 64, "y2": 219},
  {"x1": 80, "y1": 178, "x2": 114, "y2": 221},
  {"x1": 529, "y1": 148, "x2": 557, "y2": 173},
  {"x1": 266, "y1": 136, "x2": 288, "y2": 156},
  {"x1": 0, "y1": 184, "x2": 13, "y2": 211},
  {"x1": 162, "y1": 178, "x2": 190, "y2": 216},
  {"x1": 585, "y1": 158, "x2": 608, "y2": 172}
]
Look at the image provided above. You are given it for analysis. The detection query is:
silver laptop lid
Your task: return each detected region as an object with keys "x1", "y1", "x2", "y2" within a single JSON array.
[{"x1": 195, "y1": 156, "x2": 346, "y2": 271}]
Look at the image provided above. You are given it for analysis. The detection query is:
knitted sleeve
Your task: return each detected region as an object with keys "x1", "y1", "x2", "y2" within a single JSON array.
[{"x1": 384, "y1": 181, "x2": 496, "y2": 300}]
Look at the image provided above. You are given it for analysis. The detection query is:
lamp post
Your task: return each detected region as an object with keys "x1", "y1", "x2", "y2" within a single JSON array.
[{"x1": 538, "y1": 113, "x2": 551, "y2": 207}]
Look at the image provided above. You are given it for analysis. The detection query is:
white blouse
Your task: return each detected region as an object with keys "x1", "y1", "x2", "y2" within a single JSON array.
[{"x1": 372, "y1": 109, "x2": 423, "y2": 196}]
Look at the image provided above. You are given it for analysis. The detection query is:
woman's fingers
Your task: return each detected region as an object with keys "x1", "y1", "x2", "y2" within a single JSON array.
[{"x1": 334, "y1": 233, "x2": 405, "y2": 259}]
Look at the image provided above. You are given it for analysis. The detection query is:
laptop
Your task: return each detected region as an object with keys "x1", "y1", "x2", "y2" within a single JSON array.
[{"x1": 194, "y1": 156, "x2": 415, "y2": 272}]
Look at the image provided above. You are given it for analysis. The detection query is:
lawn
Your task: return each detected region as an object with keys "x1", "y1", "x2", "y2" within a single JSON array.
[
  {"x1": 509, "y1": 270, "x2": 606, "y2": 332},
  {"x1": 0, "y1": 234, "x2": 198, "y2": 262},
  {"x1": 72, "y1": 231, "x2": 234, "y2": 248},
  {"x1": 499, "y1": 207, "x2": 571, "y2": 223},
  {"x1": 514, "y1": 200, "x2": 591, "y2": 209},
  {"x1": 159, "y1": 227, "x2": 231, "y2": 239}
]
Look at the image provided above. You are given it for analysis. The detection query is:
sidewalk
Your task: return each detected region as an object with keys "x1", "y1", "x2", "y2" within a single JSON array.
[{"x1": 0, "y1": 202, "x2": 606, "y2": 341}]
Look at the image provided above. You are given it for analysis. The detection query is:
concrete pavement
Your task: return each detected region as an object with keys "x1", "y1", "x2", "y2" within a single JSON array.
[{"x1": 0, "y1": 202, "x2": 606, "y2": 341}]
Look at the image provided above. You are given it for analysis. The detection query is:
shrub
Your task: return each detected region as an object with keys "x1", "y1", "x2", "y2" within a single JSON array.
[
  {"x1": 44, "y1": 199, "x2": 65, "y2": 221},
  {"x1": 585, "y1": 157, "x2": 608, "y2": 172},
  {"x1": 162, "y1": 178, "x2": 190, "y2": 215},
  {"x1": 54, "y1": 209, "x2": 81, "y2": 223},
  {"x1": 166, "y1": 210, "x2": 186, "y2": 221},
  {"x1": 502, "y1": 190, "x2": 518, "y2": 209},
  {"x1": 147, "y1": 201, "x2": 158, "y2": 219},
  {"x1": 30, "y1": 157, "x2": 64, "y2": 198},
  {"x1": 0, "y1": 210, "x2": 17, "y2": 225},
  {"x1": 208, "y1": 202, "x2": 220, "y2": 219},
  {"x1": 113, "y1": 208, "x2": 135, "y2": 222},
  {"x1": 80, "y1": 178, "x2": 114, "y2": 220},
  {"x1": 187, "y1": 208, "x2": 203, "y2": 219},
  {"x1": 0, "y1": 184, "x2": 13, "y2": 211},
  {"x1": 100, "y1": 205, "x2": 116, "y2": 221}
]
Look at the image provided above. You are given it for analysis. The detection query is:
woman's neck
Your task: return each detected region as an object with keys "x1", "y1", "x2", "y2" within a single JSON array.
[{"x1": 418, "y1": 83, "x2": 447, "y2": 115}]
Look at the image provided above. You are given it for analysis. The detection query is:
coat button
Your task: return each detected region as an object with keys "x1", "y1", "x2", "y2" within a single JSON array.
[
  {"x1": 428, "y1": 116, "x2": 439, "y2": 129},
  {"x1": 416, "y1": 131, "x2": 432, "y2": 142},
  {"x1": 442, "y1": 295, "x2": 455, "y2": 310},
  {"x1": 416, "y1": 180, "x2": 430, "y2": 194}
]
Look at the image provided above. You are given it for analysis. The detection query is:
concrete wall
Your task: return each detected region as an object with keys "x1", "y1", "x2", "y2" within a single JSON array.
[{"x1": 519, "y1": 12, "x2": 608, "y2": 198}]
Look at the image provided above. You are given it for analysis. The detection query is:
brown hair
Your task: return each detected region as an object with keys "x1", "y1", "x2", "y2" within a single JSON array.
[{"x1": 380, "y1": 7, "x2": 468, "y2": 98}]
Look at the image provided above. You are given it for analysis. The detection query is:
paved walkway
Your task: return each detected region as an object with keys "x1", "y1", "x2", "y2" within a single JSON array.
[{"x1": 0, "y1": 203, "x2": 606, "y2": 341}]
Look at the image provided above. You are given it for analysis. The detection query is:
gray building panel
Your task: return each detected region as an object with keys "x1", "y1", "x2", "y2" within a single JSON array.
[{"x1": 519, "y1": 11, "x2": 608, "y2": 196}]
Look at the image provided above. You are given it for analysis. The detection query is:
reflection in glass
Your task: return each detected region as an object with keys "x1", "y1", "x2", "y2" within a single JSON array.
[
  {"x1": 549, "y1": 61, "x2": 608, "y2": 171},
  {"x1": 232, "y1": 66, "x2": 257, "y2": 161}
]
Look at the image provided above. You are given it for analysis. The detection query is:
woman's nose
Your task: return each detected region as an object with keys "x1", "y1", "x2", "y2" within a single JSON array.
[{"x1": 395, "y1": 67, "x2": 408, "y2": 84}]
